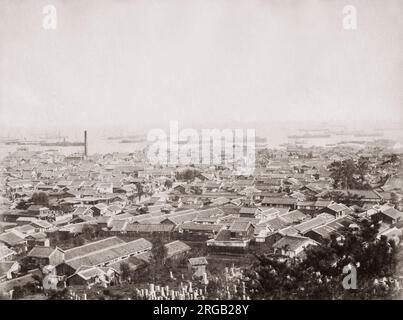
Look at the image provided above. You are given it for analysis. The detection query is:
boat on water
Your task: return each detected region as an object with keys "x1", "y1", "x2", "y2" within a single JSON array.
[
  {"x1": 39, "y1": 141, "x2": 84, "y2": 147},
  {"x1": 299, "y1": 128, "x2": 330, "y2": 132},
  {"x1": 330, "y1": 130, "x2": 355, "y2": 136},
  {"x1": 337, "y1": 140, "x2": 366, "y2": 145},
  {"x1": 109, "y1": 134, "x2": 147, "y2": 141},
  {"x1": 353, "y1": 132, "x2": 384, "y2": 138},
  {"x1": 288, "y1": 133, "x2": 331, "y2": 139},
  {"x1": 5, "y1": 140, "x2": 39, "y2": 146},
  {"x1": 120, "y1": 137, "x2": 147, "y2": 143},
  {"x1": 4, "y1": 137, "x2": 84, "y2": 147}
]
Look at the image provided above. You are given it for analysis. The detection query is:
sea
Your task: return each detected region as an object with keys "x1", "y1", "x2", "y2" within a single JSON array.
[{"x1": 0, "y1": 122, "x2": 402, "y2": 158}]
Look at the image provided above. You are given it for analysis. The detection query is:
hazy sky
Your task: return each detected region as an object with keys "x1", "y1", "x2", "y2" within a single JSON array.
[{"x1": 0, "y1": 0, "x2": 402, "y2": 132}]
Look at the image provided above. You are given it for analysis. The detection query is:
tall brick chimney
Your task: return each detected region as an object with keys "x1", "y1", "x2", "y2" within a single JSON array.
[{"x1": 84, "y1": 130, "x2": 88, "y2": 157}]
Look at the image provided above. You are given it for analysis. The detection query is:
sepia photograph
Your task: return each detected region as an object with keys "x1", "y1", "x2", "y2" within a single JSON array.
[{"x1": 0, "y1": 0, "x2": 403, "y2": 309}]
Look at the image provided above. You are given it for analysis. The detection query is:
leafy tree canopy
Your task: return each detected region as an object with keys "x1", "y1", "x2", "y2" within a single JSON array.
[{"x1": 245, "y1": 218, "x2": 398, "y2": 299}]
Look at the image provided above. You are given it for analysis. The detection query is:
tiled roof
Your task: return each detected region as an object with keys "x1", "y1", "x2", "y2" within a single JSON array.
[
  {"x1": 0, "y1": 231, "x2": 26, "y2": 246},
  {"x1": 328, "y1": 203, "x2": 349, "y2": 212},
  {"x1": 30, "y1": 220, "x2": 53, "y2": 229},
  {"x1": 64, "y1": 237, "x2": 125, "y2": 261},
  {"x1": 66, "y1": 238, "x2": 152, "y2": 270},
  {"x1": 229, "y1": 220, "x2": 252, "y2": 233},
  {"x1": 74, "y1": 266, "x2": 106, "y2": 280},
  {"x1": 279, "y1": 226, "x2": 299, "y2": 236},
  {"x1": 280, "y1": 210, "x2": 308, "y2": 223},
  {"x1": 382, "y1": 207, "x2": 403, "y2": 220},
  {"x1": 294, "y1": 213, "x2": 335, "y2": 234},
  {"x1": 188, "y1": 257, "x2": 208, "y2": 266},
  {"x1": 0, "y1": 261, "x2": 18, "y2": 275},
  {"x1": 239, "y1": 207, "x2": 260, "y2": 215},
  {"x1": 124, "y1": 224, "x2": 174, "y2": 233},
  {"x1": 273, "y1": 235, "x2": 315, "y2": 252},
  {"x1": 0, "y1": 244, "x2": 16, "y2": 260},
  {"x1": 27, "y1": 246, "x2": 57, "y2": 258},
  {"x1": 165, "y1": 240, "x2": 191, "y2": 258},
  {"x1": 178, "y1": 222, "x2": 223, "y2": 232},
  {"x1": 262, "y1": 197, "x2": 297, "y2": 205},
  {"x1": 264, "y1": 217, "x2": 290, "y2": 232}
]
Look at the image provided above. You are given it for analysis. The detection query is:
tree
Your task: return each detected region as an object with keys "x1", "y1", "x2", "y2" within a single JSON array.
[
  {"x1": 81, "y1": 224, "x2": 97, "y2": 240},
  {"x1": 47, "y1": 288, "x2": 69, "y2": 300},
  {"x1": 12, "y1": 286, "x2": 25, "y2": 299},
  {"x1": 256, "y1": 149, "x2": 271, "y2": 168},
  {"x1": 120, "y1": 262, "x2": 131, "y2": 281},
  {"x1": 391, "y1": 192, "x2": 401, "y2": 209},
  {"x1": 245, "y1": 218, "x2": 398, "y2": 299},
  {"x1": 30, "y1": 192, "x2": 49, "y2": 206},
  {"x1": 323, "y1": 190, "x2": 364, "y2": 207},
  {"x1": 148, "y1": 235, "x2": 168, "y2": 282},
  {"x1": 328, "y1": 159, "x2": 370, "y2": 190},
  {"x1": 137, "y1": 205, "x2": 148, "y2": 215},
  {"x1": 22, "y1": 282, "x2": 39, "y2": 296},
  {"x1": 136, "y1": 182, "x2": 144, "y2": 201},
  {"x1": 164, "y1": 179, "x2": 173, "y2": 189},
  {"x1": 176, "y1": 168, "x2": 200, "y2": 182},
  {"x1": 206, "y1": 279, "x2": 221, "y2": 297},
  {"x1": 73, "y1": 236, "x2": 85, "y2": 247},
  {"x1": 16, "y1": 200, "x2": 29, "y2": 210},
  {"x1": 191, "y1": 186, "x2": 203, "y2": 195},
  {"x1": 381, "y1": 154, "x2": 400, "y2": 166},
  {"x1": 390, "y1": 154, "x2": 399, "y2": 164}
]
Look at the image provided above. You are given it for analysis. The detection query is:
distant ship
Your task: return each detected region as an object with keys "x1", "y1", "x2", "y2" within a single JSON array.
[
  {"x1": 5, "y1": 140, "x2": 39, "y2": 146},
  {"x1": 108, "y1": 134, "x2": 147, "y2": 141},
  {"x1": 4, "y1": 139, "x2": 21, "y2": 145},
  {"x1": 337, "y1": 140, "x2": 366, "y2": 145},
  {"x1": 288, "y1": 133, "x2": 331, "y2": 139},
  {"x1": 119, "y1": 136, "x2": 147, "y2": 143},
  {"x1": 299, "y1": 128, "x2": 329, "y2": 132},
  {"x1": 353, "y1": 132, "x2": 383, "y2": 138},
  {"x1": 4, "y1": 137, "x2": 84, "y2": 147},
  {"x1": 329, "y1": 130, "x2": 354, "y2": 136},
  {"x1": 39, "y1": 140, "x2": 84, "y2": 147}
]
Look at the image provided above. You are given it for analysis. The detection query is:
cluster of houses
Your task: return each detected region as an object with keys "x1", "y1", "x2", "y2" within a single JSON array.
[{"x1": 0, "y1": 144, "x2": 402, "y2": 298}]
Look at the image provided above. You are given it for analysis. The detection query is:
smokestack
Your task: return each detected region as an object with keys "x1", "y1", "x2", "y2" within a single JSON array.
[{"x1": 84, "y1": 130, "x2": 87, "y2": 157}]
